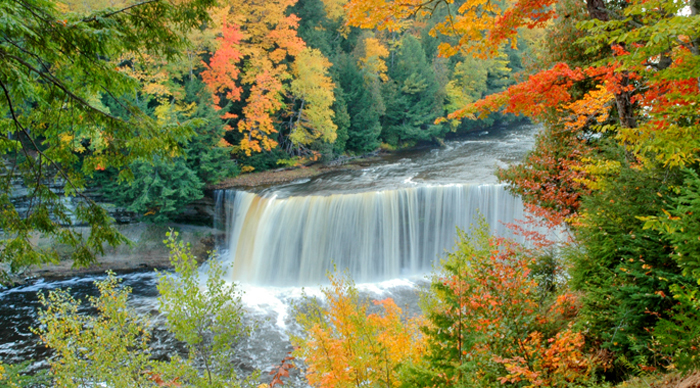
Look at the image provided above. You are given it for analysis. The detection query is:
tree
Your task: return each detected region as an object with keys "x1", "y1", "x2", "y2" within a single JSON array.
[
  {"x1": 34, "y1": 272, "x2": 156, "y2": 387},
  {"x1": 0, "y1": 0, "x2": 216, "y2": 280},
  {"x1": 202, "y1": 0, "x2": 321, "y2": 157},
  {"x1": 336, "y1": 54, "x2": 383, "y2": 154},
  {"x1": 292, "y1": 271, "x2": 425, "y2": 388},
  {"x1": 569, "y1": 160, "x2": 696, "y2": 369},
  {"x1": 381, "y1": 34, "x2": 446, "y2": 147},
  {"x1": 33, "y1": 232, "x2": 250, "y2": 387},
  {"x1": 97, "y1": 78, "x2": 239, "y2": 223},
  {"x1": 157, "y1": 230, "x2": 248, "y2": 387},
  {"x1": 287, "y1": 48, "x2": 337, "y2": 150},
  {"x1": 405, "y1": 220, "x2": 594, "y2": 388},
  {"x1": 102, "y1": 157, "x2": 204, "y2": 223}
]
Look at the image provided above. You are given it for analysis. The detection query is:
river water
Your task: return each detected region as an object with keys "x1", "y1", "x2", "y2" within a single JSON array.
[{"x1": 0, "y1": 124, "x2": 540, "y2": 383}]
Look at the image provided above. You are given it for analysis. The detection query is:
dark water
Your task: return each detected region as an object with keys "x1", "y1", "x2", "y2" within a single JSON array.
[
  {"x1": 0, "y1": 124, "x2": 539, "y2": 381},
  {"x1": 0, "y1": 272, "x2": 162, "y2": 367}
]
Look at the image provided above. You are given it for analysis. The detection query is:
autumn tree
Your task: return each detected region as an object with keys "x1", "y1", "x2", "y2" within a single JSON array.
[
  {"x1": 287, "y1": 48, "x2": 337, "y2": 152},
  {"x1": 292, "y1": 271, "x2": 425, "y2": 388},
  {"x1": 405, "y1": 220, "x2": 595, "y2": 388},
  {"x1": 200, "y1": 0, "x2": 339, "y2": 157},
  {"x1": 345, "y1": 0, "x2": 700, "y2": 375}
]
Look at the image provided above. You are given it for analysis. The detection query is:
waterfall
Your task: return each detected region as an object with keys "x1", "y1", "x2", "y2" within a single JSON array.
[{"x1": 216, "y1": 184, "x2": 532, "y2": 286}]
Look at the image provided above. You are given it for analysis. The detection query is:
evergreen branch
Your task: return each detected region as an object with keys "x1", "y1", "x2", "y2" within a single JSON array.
[
  {"x1": 0, "y1": 78, "x2": 95, "y2": 205},
  {"x1": 0, "y1": 49, "x2": 124, "y2": 123}
]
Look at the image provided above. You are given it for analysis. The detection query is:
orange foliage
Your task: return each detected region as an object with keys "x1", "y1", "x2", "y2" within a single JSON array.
[
  {"x1": 494, "y1": 327, "x2": 590, "y2": 388},
  {"x1": 497, "y1": 125, "x2": 594, "y2": 225},
  {"x1": 430, "y1": 229, "x2": 593, "y2": 387},
  {"x1": 201, "y1": 22, "x2": 244, "y2": 107},
  {"x1": 292, "y1": 273, "x2": 425, "y2": 388},
  {"x1": 345, "y1": 0, "x2": 557, "y2": 58},
  {"x1": 202, "y1": 0, "x2": 310, "y2": 155}
]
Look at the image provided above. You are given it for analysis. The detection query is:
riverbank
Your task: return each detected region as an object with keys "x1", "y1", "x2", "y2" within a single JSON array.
[
  {"x1": 13, "y1": 223, "x2": 224, "y2": 283},
  {"x1": 213, "y1": 153, "x2": 384, "y2": 189}
]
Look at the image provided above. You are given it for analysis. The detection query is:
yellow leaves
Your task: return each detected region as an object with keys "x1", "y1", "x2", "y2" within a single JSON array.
[
  {"x1": 344, "y1": 0, "x2": 416, "y2": 33},
  {"x1": 202, "y1": 0, "x2": 310, "y2": 156},
  {"x1": 117, "y1": 52, "x2": 181, "y2": 99},
  {"x1": 358, "y1": 36, "x2": 390, "y2": 82},
  {"x1": 562, "y1": 85, "x2": 614, "y2": 131},
  {"x1": 154, "y1": 99, "x2": 195, "y2": 127},
  {"x1": 320, "y1": 0, "x2": 349, "y2": 34},
  {"x1": 241, "y1": 165, "x2": 255, "y2": 173},
  {"x1": 290, "y1": 48, "x2": 337, "y2": 145},
  {"x1": 573, "y1": 158, "x2": 621, "y2": 191},
  {"x1": 292, "y1": 273, "x2": 425, "y2": 388},
  {"x1": 59, "y1": 133, "x2": 74, "y2": 145}
]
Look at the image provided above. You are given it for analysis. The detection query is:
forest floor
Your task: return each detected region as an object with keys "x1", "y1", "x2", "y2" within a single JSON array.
[
  {"x1": 16, "y1": 223, "x2": 224, "y2": 282},
  {"x1": 621, "y1": 371, "x2": 700, "y2": 388}
]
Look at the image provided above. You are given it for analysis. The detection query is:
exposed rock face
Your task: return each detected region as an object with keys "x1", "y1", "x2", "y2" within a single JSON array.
[
  {"x1": 9, "y1": 177, "x2": 217, "y2": 226},
  {"x1": 8, "y1": 175, "x2": 140, "y2": 225},
  {"x1": 171, "y1": 191, "x2": 218, "y2": 226},
  {"x1": 4, "y1": 172, "x2": 221, "y2": 284},
  {"x1": 23, "y1": 223, "x2": 225, "y2": 281}
]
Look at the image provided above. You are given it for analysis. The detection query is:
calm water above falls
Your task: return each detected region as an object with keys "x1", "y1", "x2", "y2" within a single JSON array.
[
  {"x1": 260, "y1": 124, "x2": 538, "y2": 198},
  {"x1": 1, "y1": 124, "x2": 540, "y2": 382}
]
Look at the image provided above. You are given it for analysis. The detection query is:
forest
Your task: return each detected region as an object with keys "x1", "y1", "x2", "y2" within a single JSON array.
[{"x1": 1, "y1": 0, "x2": 700, "y2": 386}]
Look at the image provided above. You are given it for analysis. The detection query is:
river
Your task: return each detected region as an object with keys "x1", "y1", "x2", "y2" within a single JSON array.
[{"x1": 0, "y1": 124, "x2": 540, "y2": 384}]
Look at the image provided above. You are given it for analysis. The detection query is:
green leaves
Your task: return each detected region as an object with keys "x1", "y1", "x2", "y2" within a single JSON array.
[
  {"x1": 33, "y1": 231, "x2": 250, "y2": 387},
  {"x1": 0, "y1": 0, "x2": 215, "y2": 278},
  {"x1": 157, "y1": 230, "x2": 247, "y2": 387},
  {"x1": 34, "y1": 271, "x2": 155, "y2": 388}
]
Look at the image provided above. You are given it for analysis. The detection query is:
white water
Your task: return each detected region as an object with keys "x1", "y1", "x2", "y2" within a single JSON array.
[{"x1": 218, "y1": 184, "x2": 528, "y2": 286}]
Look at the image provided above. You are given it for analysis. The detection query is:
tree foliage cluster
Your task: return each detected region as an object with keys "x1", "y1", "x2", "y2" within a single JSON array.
[
  {"x1": 0, "y1": 231, "x2": 250, "y2": 388},
  {"x1": 291, "y1": 220, "x2": 600, "y2": 388},
  {"x1": 344, "y1": 0, "x2": 699, "y2": 380}
]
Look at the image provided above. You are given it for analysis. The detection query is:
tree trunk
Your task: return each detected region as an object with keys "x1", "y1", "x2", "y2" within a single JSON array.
[{"x1": 586, "y1": 0, "x2": 638, "y2": 129}]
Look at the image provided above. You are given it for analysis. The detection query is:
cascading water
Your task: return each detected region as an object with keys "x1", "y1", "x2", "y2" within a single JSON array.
[{"x1": 216, "y1": 184, "x2": 529, "y2": 286}]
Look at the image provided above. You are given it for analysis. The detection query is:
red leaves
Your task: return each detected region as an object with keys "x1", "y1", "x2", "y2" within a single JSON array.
[
  {"x1": 433, "y1": 229, "x2": 594, "y2": 387},
  {"x1": 201, "y1": 22, "x2": 244, "y2": 106},
  {"x1": 498, "y1": 126, "x2": 594, "y2": 226},
  {"x1": 269, "y1": 354, "x2": 295, "y2": 387}
]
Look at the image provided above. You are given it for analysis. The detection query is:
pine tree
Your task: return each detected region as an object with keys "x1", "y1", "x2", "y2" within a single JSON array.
[
  {"x1": 336, "y1": 54, "x2": 383, "y2": 154},
  {"x1": 381, "y1": 35, "x2": 447, "y2": 147}
]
